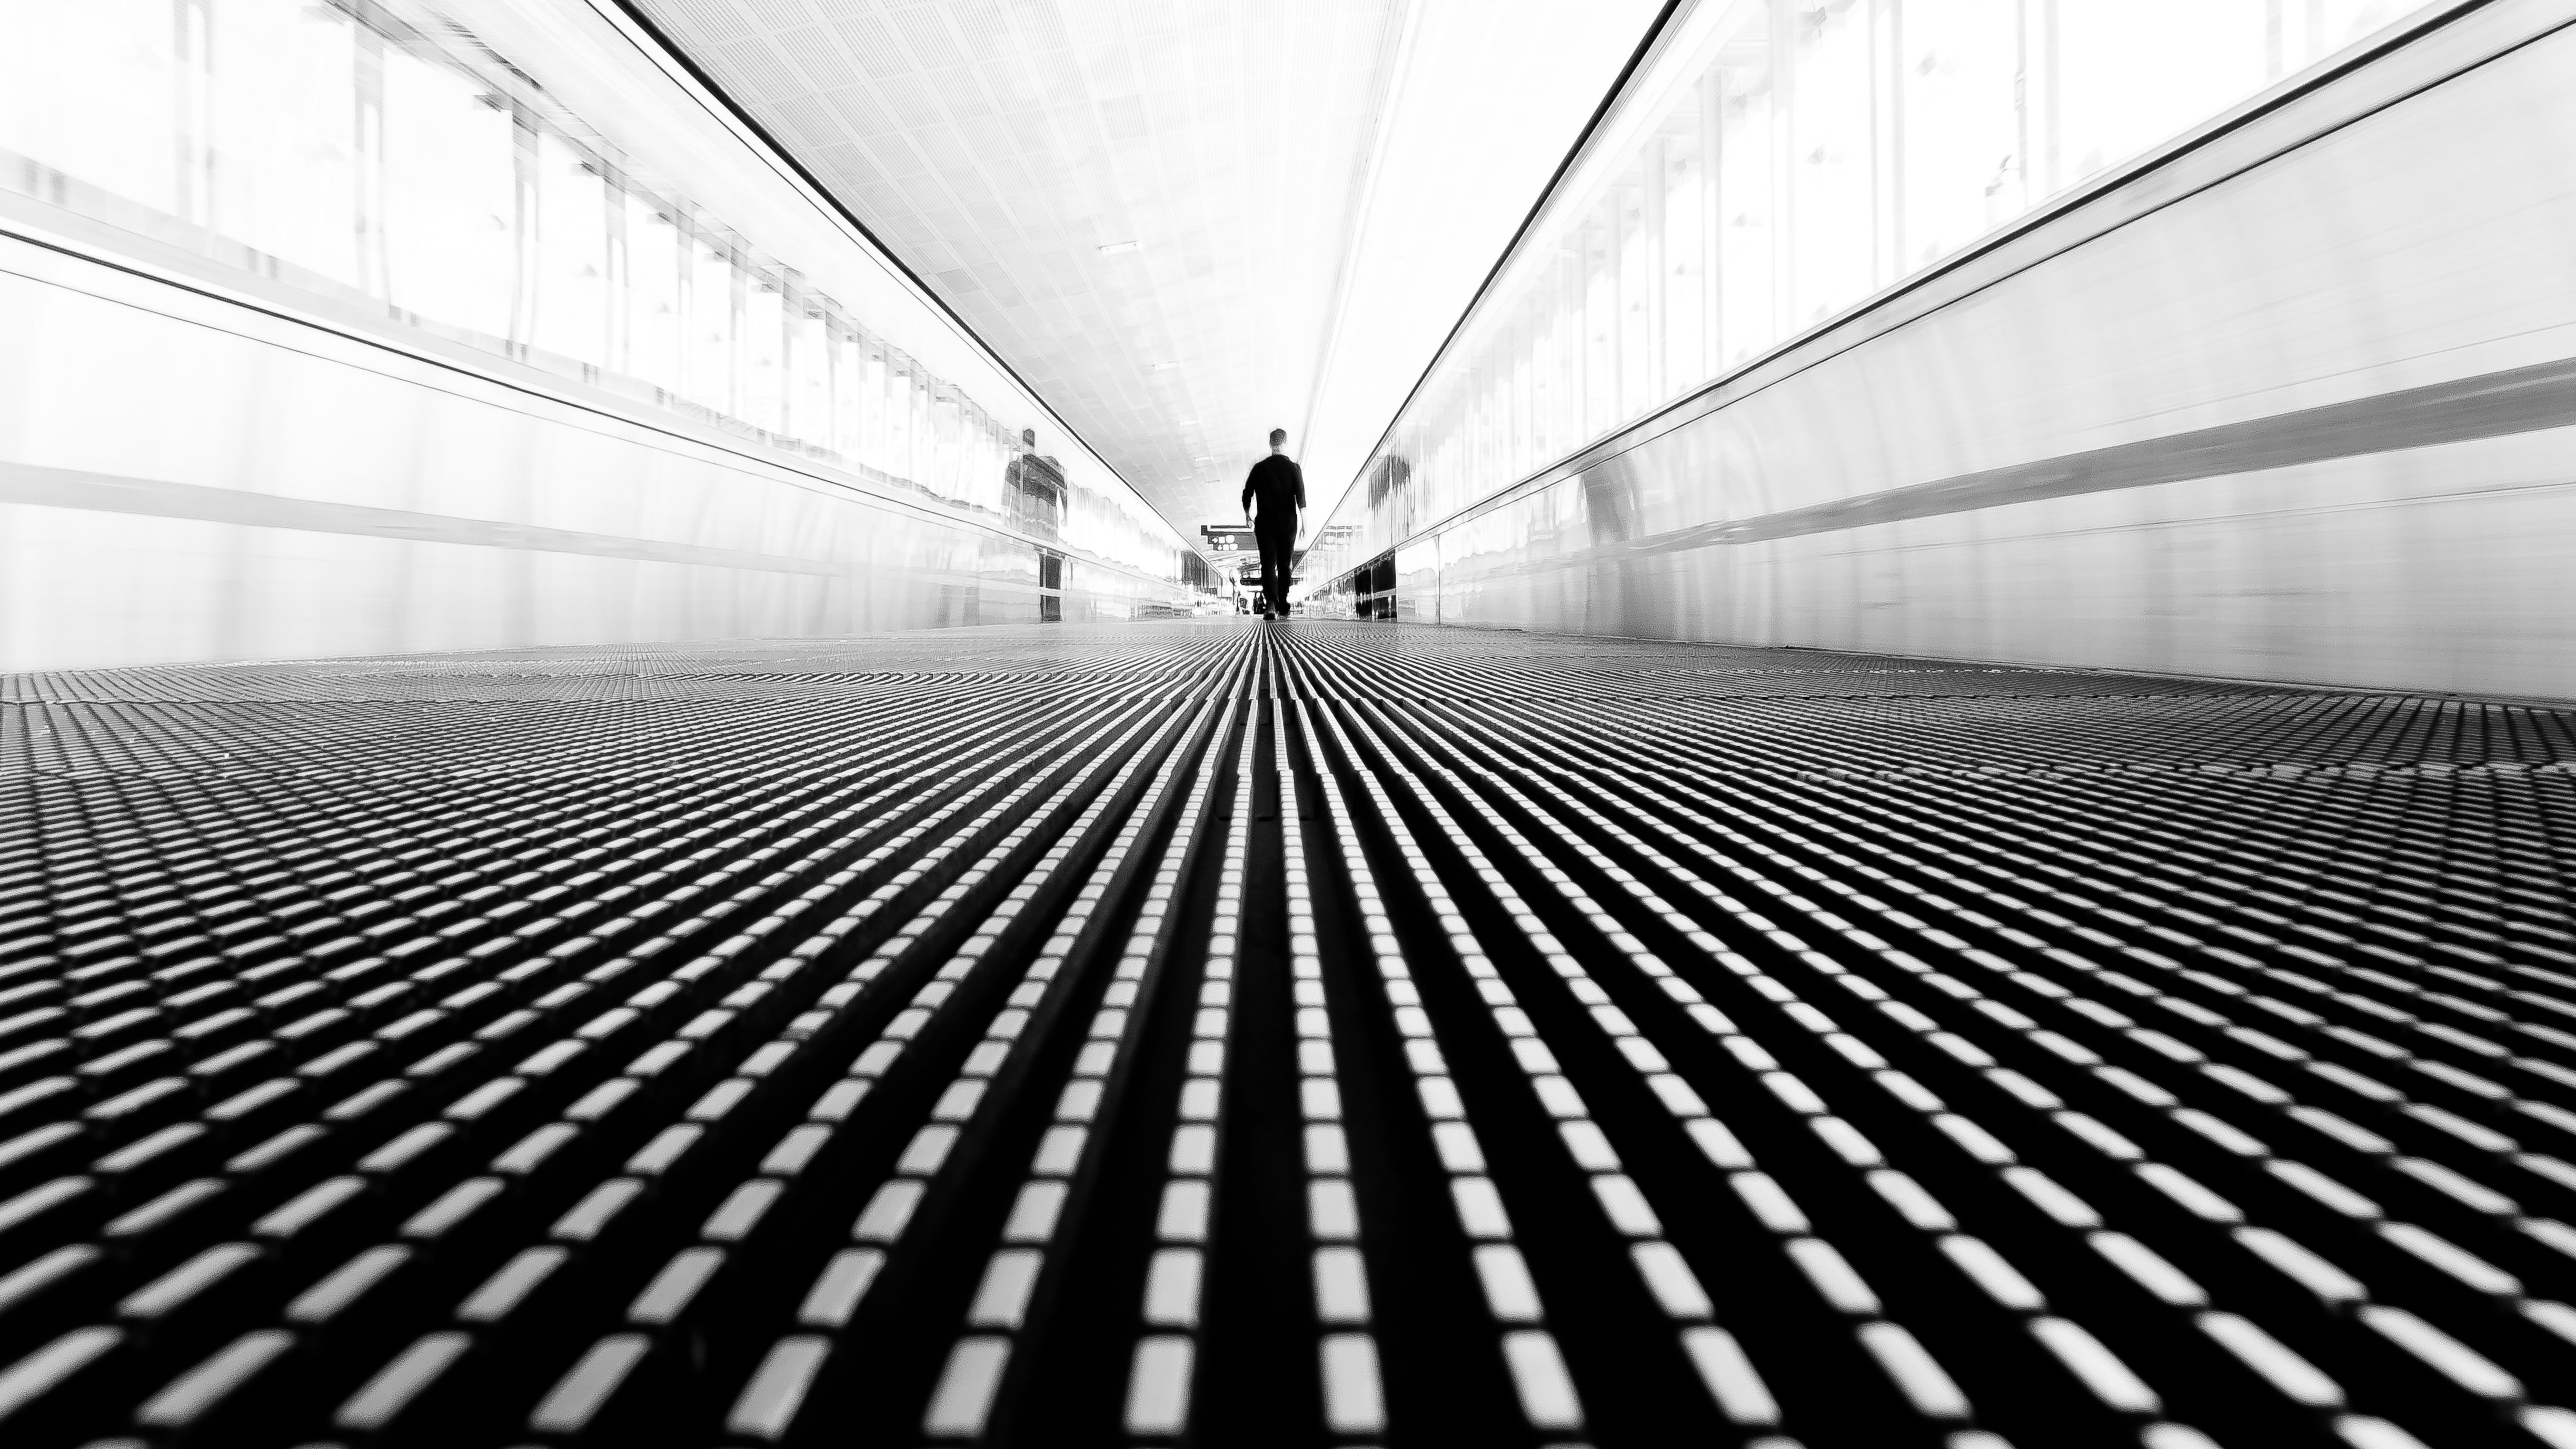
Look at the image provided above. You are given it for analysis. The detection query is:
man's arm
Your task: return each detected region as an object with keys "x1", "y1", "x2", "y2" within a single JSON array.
[
  {"x1": 1292, "y1": 463, "x2": 1306, "y2": 509},
  {"x1": 1241, "y1": 469, "x2": 1255, "y2": 519}
]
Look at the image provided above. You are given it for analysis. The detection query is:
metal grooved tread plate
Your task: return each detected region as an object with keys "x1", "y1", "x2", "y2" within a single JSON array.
[{"x1": 1, "y1": 621, "x2": 2574, "y2": 1449}]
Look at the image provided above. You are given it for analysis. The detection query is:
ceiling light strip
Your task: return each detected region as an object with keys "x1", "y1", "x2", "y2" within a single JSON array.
[
  {"x1": 1302, "y1": 0, "x2": 1686, "y2": 534},
  {"x1": 592, "y1": 0, "x2": 1218, "y2": 569}
]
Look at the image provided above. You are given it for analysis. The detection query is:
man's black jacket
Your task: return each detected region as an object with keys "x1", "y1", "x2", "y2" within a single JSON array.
[{"x1": 1242, "y1": 454, "x2": 1305, "y2": 536}]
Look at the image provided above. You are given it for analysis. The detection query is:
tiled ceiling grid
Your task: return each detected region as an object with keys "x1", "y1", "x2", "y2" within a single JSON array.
[{"x1": 633, "y1": 0, "x2": 1408, "y2": 533}]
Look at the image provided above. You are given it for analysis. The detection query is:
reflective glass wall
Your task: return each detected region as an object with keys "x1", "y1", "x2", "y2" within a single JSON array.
[
  {"x1": 0, "y1": 0, "x2": 1193, "y2": 586},
  {"x1": 1301, "y1": 0, "x2": 2436, "y2": 591}
]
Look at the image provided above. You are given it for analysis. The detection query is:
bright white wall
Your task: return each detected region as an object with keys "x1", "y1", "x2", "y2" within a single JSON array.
[
  {"x1": 0, "y1": 216, "x2": 1185, "y2": 672},
  {"x1": 1342, "y1": 3, "x2": 2576, "y2": 700}
]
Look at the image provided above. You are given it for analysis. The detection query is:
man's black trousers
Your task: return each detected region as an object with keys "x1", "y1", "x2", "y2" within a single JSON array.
[{"x1": 1257, "y1": 527, "x2": 1295, "y2": 614}]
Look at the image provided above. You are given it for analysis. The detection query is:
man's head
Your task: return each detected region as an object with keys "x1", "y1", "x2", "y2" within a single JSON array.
[
  {"x1": 1268, "y1": 428, "x2": 1287, "y2": 452},
  {"x1": 1021, "y1": 428, "x2": 1037, "y2": 449}
]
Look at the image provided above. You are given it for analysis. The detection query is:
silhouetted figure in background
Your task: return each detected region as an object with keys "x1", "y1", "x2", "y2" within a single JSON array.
[{"x1": 1241, "y1": 428, "x2": 1304, "y2": 618}]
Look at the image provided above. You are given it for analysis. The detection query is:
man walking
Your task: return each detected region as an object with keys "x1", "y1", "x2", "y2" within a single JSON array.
[{"x1": 1241, "y1": 428, "x2": 1305, "y2": 618}]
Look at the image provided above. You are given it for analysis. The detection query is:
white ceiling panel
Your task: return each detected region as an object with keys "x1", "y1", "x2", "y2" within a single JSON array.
[{"x1": 626, "y1": 0, "x2": 1664, "y2": 535}]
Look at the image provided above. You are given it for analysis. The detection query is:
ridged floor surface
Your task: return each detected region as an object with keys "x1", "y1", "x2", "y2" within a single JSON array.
[{"x1": 2, "y1": 622, "x2": 2574, "y2": 1449}]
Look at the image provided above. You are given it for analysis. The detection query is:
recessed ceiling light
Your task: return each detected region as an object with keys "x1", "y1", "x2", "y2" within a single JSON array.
[{"x1": 1098, "y1": 240, "x2": 1142, "y2": 255}]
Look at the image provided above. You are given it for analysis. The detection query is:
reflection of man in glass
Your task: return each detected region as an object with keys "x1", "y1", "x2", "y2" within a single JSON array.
[
  {"x1": 1241, "y1": 428, "x2": 1305, "y2": 618},
  {"x1": 1007, "y1": 428, "x2": 1067, "y2": 620},
  {"x1": 1366, "y1": 451, "x2": 1409, "y2": 509},
  {"x1": 1004, "y1": 428, "x2": 1065, "y2": 540}
]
